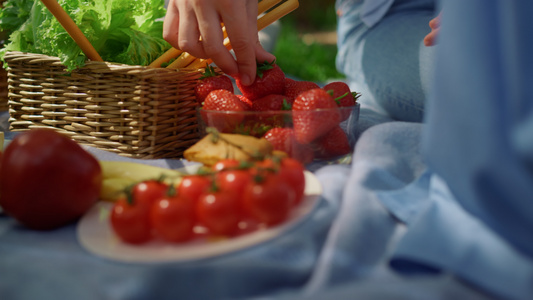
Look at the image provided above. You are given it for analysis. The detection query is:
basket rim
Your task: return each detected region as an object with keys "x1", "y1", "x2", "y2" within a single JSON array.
[
  {"x1": 3, "y1": 50, "x2": 203, "y2": 158},
  {"x1": 3, "y1": 51, "x2": 202, "y2": 74}
]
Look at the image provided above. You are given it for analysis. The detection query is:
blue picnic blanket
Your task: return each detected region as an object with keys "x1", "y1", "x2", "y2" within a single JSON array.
[
  {"x1": 1, "y1": 120, "x2": 521, "y2": 300},
  {"x1": 2, "y1": 0, "x2": 533, "y2": 299},
  {"x1": 0, "y1": 123, "x2": 491, "y2": 300}
]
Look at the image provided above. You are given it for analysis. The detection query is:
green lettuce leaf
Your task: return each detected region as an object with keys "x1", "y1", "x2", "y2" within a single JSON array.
[
  {"x1": 0, "y1": 0, "x2": 34, "y2": 35},
  {"x1": 0, "y1": 0, "x2": 169, "y2": 71}
]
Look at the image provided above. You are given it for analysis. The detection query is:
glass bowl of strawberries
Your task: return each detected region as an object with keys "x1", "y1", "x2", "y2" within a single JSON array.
[{"x1": 194, "y1": 62, "x2": 361, "y2": 165}]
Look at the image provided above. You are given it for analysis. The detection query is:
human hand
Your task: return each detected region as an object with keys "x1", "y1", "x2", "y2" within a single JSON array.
[
  {"x1": 163, "y1": 0, "x2": 276, "y2": 86},
  {"x1": 424, "y1": 13, "x2": 441, "y2": 46}
]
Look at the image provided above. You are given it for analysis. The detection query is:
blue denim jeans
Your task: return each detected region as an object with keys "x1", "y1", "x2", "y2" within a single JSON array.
[{"x1": 336, "y1": 0, "x2": 437, "y2": 123}]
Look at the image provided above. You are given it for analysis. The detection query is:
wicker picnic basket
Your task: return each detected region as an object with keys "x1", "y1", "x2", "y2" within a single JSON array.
[
  {"x1": 0, "y1": 0, "x2": 5, "y2": 111},
  {"x1": 0, "y1": 66, "x2": 7, "y2": 112},
  {"x1": 3, "y1": 51, "x2": 203, "y2": 158},
  {"x1": 2, "y1": 0, "x2": 299, "y2": 158}
]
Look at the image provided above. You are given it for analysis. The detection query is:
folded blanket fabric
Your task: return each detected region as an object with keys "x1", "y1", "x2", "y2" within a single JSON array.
[
  {"x1": 2, "y1": 2, "x2": 533, "y2": 299},
  {"x1": 390, "y1": 174, "x2": 533, "y2": 300},
  {"x1": 303, "y1": 120, "x2": 532, "y2": 300},
  {"x1": 415, "y1": 2, "x2": 533, "y2": 298},
  {"x1": 304, "y1": 1, "x2": 533, "y2": 299},
  {"x1": 424, "y1": 1, "x2": 533, "y2": 259}
]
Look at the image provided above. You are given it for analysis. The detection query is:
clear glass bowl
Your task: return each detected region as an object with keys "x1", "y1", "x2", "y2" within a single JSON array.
[{"x1": 197, "y1": 103, "x2": 360, "y2": 165}]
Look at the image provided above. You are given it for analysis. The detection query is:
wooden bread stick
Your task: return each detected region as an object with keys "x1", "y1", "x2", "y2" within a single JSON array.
[
  {"x1": 257, "y1": 0, "x2": 299, "y2": 32},
  {"x1": 258, "y1": 0, "x2": 282, "y2": 15},
  {"x1": 166, "y1": 52, "x2": 197, "y2": 69},
  {"x1": 148, "y1": 47, "x2": 182, "y2": 68}
]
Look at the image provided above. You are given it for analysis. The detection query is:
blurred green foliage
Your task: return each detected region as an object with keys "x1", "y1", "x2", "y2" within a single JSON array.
[{"x1": 273, "y1": 0, "x2": 345, "y2": 82}]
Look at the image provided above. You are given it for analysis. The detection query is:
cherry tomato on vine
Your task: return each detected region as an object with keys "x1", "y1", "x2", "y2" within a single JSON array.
[
  {"x1": 242, "y1": 173, "x2": 295, "y2": 226},
  {"x1": 131, "y1": 180, "x2": 169, "y2": 208},
  {"x1": 215, "y1": 169, "x2": 252, "y2": 196},
  {"x1": 110, "y1": 197, "x2": 152, "y2": 244},
  {"x1": 150, "y1": 195, "x2": 196, "y2": 243},
  {"x1": 253, "y1": 158, "x2": 277, "y2": 170},
  {"x1": 212, "y1": 159, "x2": 241, "y2": 172},
  {"x1": 278, "y1": 158, "x2": 306, "y2": 205},
  {"x1": 247, "y1": 159, "x2": 276, "y2": 182},
  {"x1": 177, "y1": 175, "x2": 212, "y2": 204},
  {"x1": 251, "y1": 158, "x2": 306, "y2": 205},
  {"x1": 196, "y1": 190, "x2": 243, "y2": 236}
]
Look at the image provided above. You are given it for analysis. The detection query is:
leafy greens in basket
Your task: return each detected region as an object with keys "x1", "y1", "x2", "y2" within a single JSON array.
[{"x1": 0, "y1": 0, "x2": 170, "y2": 71}]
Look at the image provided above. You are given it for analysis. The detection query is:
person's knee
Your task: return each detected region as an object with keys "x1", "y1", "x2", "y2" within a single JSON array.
[{"x1": 361, "y1": 13, "x2": 435, "y2": 122}]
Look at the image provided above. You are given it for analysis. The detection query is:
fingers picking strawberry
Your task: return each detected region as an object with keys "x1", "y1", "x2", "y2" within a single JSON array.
[
  {"x1": 195, "y1": 64, "x2": 234, "y2": 105},
  {"x1": 236, "y1": 61, "x2": 285, "y2": 101}
]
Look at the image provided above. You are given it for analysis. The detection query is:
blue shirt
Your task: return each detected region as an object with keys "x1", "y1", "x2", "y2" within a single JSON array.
[{"x1": 361, "y1": 0, "x2": 394, "y2": 27}]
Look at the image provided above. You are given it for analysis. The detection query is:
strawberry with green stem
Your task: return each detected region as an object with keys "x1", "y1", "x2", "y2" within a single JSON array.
[
  {"x1": 284, "y1": 78, "x2": 320, "y2": 103},
  {"x1": 235, "y1": 61, "x2": 285, "y2": 101},
  {"x1": 323, "y1": 81, "x2": 361, "y2": 121},
  {"x1": 251, "y1": 94, "x2": 292, "y2": 112},
  {"x1": 232, "y1": 122, "x2": 273, "y2": 138},
  {"x1": 201, "y1": 89, "x2": 248, "y2": 133},
  {"x1": 195, "y1": 64, "x2": 234, "y2": 105},
  {"x1": 246, "y1": 94, "x2": 293, "y2": 136},
  {"x1": 236, "y1": 95, "x2": 253, "y2": 110},
  {"x1": 263, "y1": 128, "x2": 315, "y2": 164},
  {"x1": 312, "y1": 125, "x2": 352, "y2": 159},
  {"x1": 292, "y1": 88, "x2": 342, "y2": 144}
]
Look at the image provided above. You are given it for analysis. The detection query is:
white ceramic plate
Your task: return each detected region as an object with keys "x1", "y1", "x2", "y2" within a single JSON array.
[{"x1": 77, "y1": 171, "x2": 322, "y2": 263}]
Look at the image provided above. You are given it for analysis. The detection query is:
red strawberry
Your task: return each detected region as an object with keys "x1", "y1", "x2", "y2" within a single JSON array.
[
  {"x1": 263, "y1": 128, "x2": 314, "y2": 164},
  {"x1": 195, "y1": 65, "x2": 234, "y2": 105},
  {"x1": 323, "y1": 81, "x2": 359, "y2": 121},
  {"x1": 235, "y1": 61, "x2": 285, "y2": 101},
  {"x1": 292, "y1": 88, "x2": 342, "y2": 143},
  {"x1": 247, "y1": 95, "x2": 292, "y2": 130},
  {"x1": 312, "y1": 125, "x2": 352, "y2": 159},
  {"x1": 236, "y1": 95, "x2": 253, "y2": 110},
  {"x1": 284, "y1": 78, "x2": 320, "y2": 103},
  {"x1": 251, "y1": 94, "x2": 291, "y2": 111},
  {"x1": 203, "y1": 89, "x2": 246, "y2": 111},
  {"x1": 201, "y1": 89, "x2": 247, "y2": 133}
]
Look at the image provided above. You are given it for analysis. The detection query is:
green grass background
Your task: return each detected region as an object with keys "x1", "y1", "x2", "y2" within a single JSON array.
[{"x1": 273, "y1": 0, "x2": 344, "y2": 82}]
